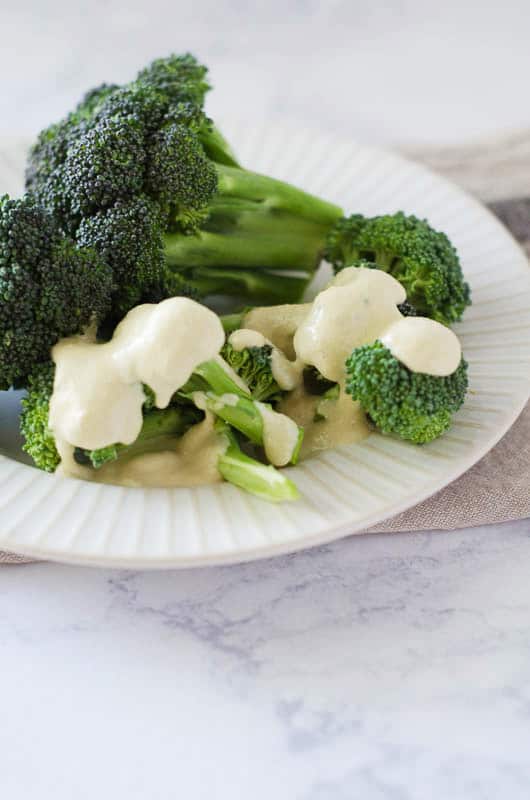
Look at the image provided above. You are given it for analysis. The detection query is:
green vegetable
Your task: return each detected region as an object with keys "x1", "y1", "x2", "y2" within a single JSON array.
[
  {"x1": 20, "y1": 362, "x2": 60, "y2": 472},
  {"x1": 325, "y1": 213, "x2": 471, "y2": 324},
  {"x1": 221, "y1": 342, "x2": 283, "y2": 403},
  {"x1": 217, "y1": 424, "x2": 299, "y2": 502},
  {"x1": 345, "y1": 340, "x2": 468, "y2": 443},
  {"x1": 74, "y1": 403, "x2": 201, "y2": 468},
  {"x1": 25, "y1": 53, "x2": 343, "y2": 310},
  {"x1": 0, "y1": 195, "x2": 112, "y2": 389},
  {"x1": 21, "y1": 355, "x2": 302, "y2": 500},
  {"x1": 181, "y1": 360, "x2": 303, "y2": 464}
]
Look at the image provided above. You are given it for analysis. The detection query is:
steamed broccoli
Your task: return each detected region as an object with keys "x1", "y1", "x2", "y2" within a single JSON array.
[
  {"x1": 325, "y1": 212, "x2": 471, "y2": 324},
  {"x1": 21, "y1": 359, "x2": 299, "y2": 502},
  {"x1": 345, "y1": 340, "x2": 468, "y2": 444},
  {"x1": 25, "y1": 53, "x2": 343, "y2": 309},
  {"x1": 221, "y1": 342, "x2": 283, "y2": 403},
  {"x1": 0, "y1": 195, "x2": 112, "y2": 388},
  {"x1": 20, "y1": 362, "x2": 60, "y2": 471}
]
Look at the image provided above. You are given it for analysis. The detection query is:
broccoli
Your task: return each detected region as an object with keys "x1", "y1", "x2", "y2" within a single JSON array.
[
  {"x1": 325, "y1": 212, "x2": 471, "y2": 325},
  {"x1": 0, "y1": 195, "x2": 112, "y2": 389},
  {"x1": 25, "y1": 53, "x2": 343, "y2": 309},
  {"x1": 20, "y1": 362, "x2": 60, "y2": 471},
  {"x1": 180, "y1": 359, "x2": 303, "y2": 462},
  {"x1": 21, "y1": 360, "x2": 299, "y2": 502},
  {"x1": 216, "y1": 423, "x2": 299, "y2": 502},
  {"x1": 220, "y1": 342, "x2": 283, "y2": 403},
  {"x1": 345, "y1": 340, "x2": 468, "y2": 444},
  {"x1": 302, "y1": 365, "x2": 337, "y2": 396}
]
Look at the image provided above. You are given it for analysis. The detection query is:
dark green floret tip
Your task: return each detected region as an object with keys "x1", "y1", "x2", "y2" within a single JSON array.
[
  {"x1": 325, "y1": 211, "x2": 471, "y2": 325},
  {"x1": 20, "y1": 361, "x2": 60, "y2": 471},
  {"x1": 0, "y1": 195, "x2": 112, "y2": 388},
  {"x1": 345, "y1": 340, "x2": 468, "y2": 444},
  {"x1": 221, "y1": 342, "x2": 283, "y2": 404}
]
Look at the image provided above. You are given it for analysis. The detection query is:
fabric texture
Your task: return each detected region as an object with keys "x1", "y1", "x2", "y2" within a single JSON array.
[{"x1": 1, "y1": 134, "x2": 529, "y2": 563}]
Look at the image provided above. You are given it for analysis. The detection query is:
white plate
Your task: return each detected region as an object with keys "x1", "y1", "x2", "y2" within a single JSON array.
[{"x1": 0, "y1": 122, "x2": 529, "y2": 567}]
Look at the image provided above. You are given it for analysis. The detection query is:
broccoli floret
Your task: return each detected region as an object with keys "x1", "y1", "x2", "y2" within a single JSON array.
[
  {"x1": 0, "y1": 195, "x2": 112, "y2": 388},
  {"x1": 21, "y1": 358, "x2": 299, "y2": 502},
  {"x1": 221, "y1": 342, "x2": 283, "y2": 403},
  {"x1": 20, "y1": 361, "x2": 60, "y2": 471},
  {"x1": 75, "y1": 83, "x2": 120, "y2": 118},
  {"x1": 136, "y1": 53, "x2": 210, "y2": 107},
  {"x1": 325, "y1": 212, "x2": 471, "y2": 324},
  {"x1": 63, "y1": 115, "x2": 146, "y2": 215},
  {"x1": 345, "y1": 340, "x2": 468, "y2": 444},
  {"x1": 397, "y1": 300, "x2": 418, "y2": 317},
  {"x1": 76, "y1": 196, "x2": 166, "y2": 315},
  {"x1": 25, "y1": 53, "x2": 343, "y2": 310}
]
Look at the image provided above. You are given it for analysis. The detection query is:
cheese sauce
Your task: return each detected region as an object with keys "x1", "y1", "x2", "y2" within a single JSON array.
[
  {"x1": 243, "y1": 304, "x2": 311, "y2": 359},
  {"x1": 228, "y1": 328, "x2": 303, "y2": 390},
  {"x1": 48, "y1": 267, "x2": 462, "y2": 488},
  {"x1": 50, "y1": 297, "x2": 226, "y2": 485},
  {"x1": 293, "y1": 267, "x2": 406, "y2": 382}
]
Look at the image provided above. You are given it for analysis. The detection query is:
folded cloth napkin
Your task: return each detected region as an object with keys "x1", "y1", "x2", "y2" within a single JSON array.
[{"x1": 1, "y1": 135, "x2": 529, "y2": 563}]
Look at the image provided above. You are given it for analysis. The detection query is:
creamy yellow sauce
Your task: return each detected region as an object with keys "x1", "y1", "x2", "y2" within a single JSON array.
[
  {"x1": 380, "y1": 316, "x2": 461, "y2": 376},
  {"x1": 48, "y1": 267, "x2": 463, "y2": 489},
  {"x1": 58, "y1": 414, "x2": 228, "y2": 488},
  {"x1": 228, "y1": 328, "x2": 303, "y2": 390},
  {"x1": 293, "y1": 268, "x2": 406, "y2": 382},
  {"x1": 50, "y1": 298, "x2": 227, "y2": 486},
  {"x1": 50, "y1": 297, "x2": 225, "y2": 450},
  {"x1": 255, "y1": 401, "x2": 301, "y2": 466},
  {"x1": 243, "y1": 304, "x2": 311, "y2": 359},
  {"x1": 279, "y1": 385, "x2": 369, "y2": 459}
]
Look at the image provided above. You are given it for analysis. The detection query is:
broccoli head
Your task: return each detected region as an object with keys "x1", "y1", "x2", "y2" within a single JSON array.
[
  {"x1": 20, "y1": 361, "x2": 60, "y2": 471},
  {"x1": 0, "y1": 195, "x2": 112, "y2": 388},
  {"x1": 24, "y1": 53, "x2": 342, "y2": 310},
  {"x1": 345, "y1": 340, "x2": 468, "y2": 444},
  {"x1": 221, "y1": 342, "x2": 283, "y2": 404},
  {"x1": 76, "y1": 196, "x2": 167, "y2": 315},
  {"x1": 325, "y1": 212, "x2": 471, "y2": 325}
]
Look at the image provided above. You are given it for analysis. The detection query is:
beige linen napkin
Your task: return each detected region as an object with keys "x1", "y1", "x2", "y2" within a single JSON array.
[{"x1": 1, "y1": 135, "x2": 529, "y2": 563}]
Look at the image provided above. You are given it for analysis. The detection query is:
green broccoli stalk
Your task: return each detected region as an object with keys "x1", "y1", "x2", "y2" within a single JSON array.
[
  {"x1": 345, "y1": 340, "x2": 468, "y2": 444},
  {"x1": 73, "y1": 403, "x2": 201, "y2": 468},
  {"x1": 0, "y1": 195, "x2": 113, "y2": 389},
  {"x1": 25, "y1": 54, "x2": 343, "y2": 311},
  {"x1": 325, "y1": 213, "x2": 471, "y2": 325},
  {"x1": 216, "y1": 424, "x2": 299, "y2": 502},
  {"x1": 21, "y1": 361, "x2": 299, "y2": 502},
  {"x1": 180, "y1": 360, "x2": 303, "y2": 464},
  {"x1": 163, "y1": 164, "x2": 342, "y2": 303}
]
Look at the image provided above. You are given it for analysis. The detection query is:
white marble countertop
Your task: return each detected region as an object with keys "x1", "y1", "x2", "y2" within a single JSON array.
[{"x1": 2, "y1": 2, "x2": 530, "y2": 797}]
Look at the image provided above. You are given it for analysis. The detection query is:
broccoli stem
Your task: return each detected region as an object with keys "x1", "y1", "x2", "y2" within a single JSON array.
[
  {"x1": 220, "y1": 311, "x2": 247, "y2": 334},
  {"x1": 199, "y1": 125, "x2": 240, "y2": 168},
  {"x1": 77, "y1": 407, "x2": 299, "y2": 502},
  {"x1": 218, "y1": 432, "x2": 299, "y2": 503},
  {"x1": 183, "y1": 267, "x2": 308, "y2": 304},
  {"x1": 183, "y1": 360, "x2": 303, "y2": 465},
  {"x1": 164, "y1": 165, "x2": 343, "y2": 302},
  {"x1": 74, "y1": 405, "x2": 199, "y2": 468}
]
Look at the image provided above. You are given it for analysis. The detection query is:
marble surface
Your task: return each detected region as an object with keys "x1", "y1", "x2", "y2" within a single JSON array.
[
  {"x1": 2, "y1": 522, "x2": 530, "y2": 798},
  {"x1": 2, "y1": 1, "x2": 530, "y2": 797}
]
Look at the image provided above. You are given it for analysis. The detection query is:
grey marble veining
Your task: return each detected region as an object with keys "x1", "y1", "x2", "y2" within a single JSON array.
[
  {"x1": 2, "y1": 522, "x2": 530, "y2": 798},
  {"x1": 2, "y1": 2, "x2": 530, "y2": 797}
]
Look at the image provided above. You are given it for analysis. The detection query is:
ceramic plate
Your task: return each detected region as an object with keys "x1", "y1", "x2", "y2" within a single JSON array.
[{"x1": 0, "y1": 122, "x2": 529, "y2": 567}]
